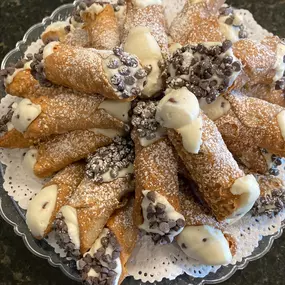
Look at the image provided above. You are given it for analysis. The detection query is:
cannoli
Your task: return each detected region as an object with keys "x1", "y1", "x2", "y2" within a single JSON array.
[
  {"x1": 169, "y1": 0, "x2": 225, "y2": 45},
  {"x1": 82, "y1": 4, "x2": 120, "y2": 50},
  {"x1": 156, "y1": 88, "x2": 260, "y2": 221},
  {"x1": 252, "y1": 174, "x2": 285, "y2": 216},
  {"x1": 31, "y1": 43, "x2": 147, "y2": 100},
  {"x1": 123, "y1": 0, "x2": 168, "y2": 56},
  {"x1": 214, "y1": 91, "x2": 285, "y2": 158},
  {"x1": 26, "y1": 163, "x2": 85, "y2": 240},
  {"x1": 233, "y1": 36, "x2": 285, "y2": 89},
  {"x1": 165, "y1": 41, "x2": 244, "y2": 104},
  {"x1": 77, "y1": 198, "x2": 138, "y2": 285},
  {"x1": 53, "y1": 137, "x2": 135, "y2": 254},
  {"x1": 23, "y1": 129, "x2": 122, "y2": 178},
  {"x1": 72, "y1": 0, "x2": 126, "y2": 40},
  {"x1": 131, "y1": 127, "x2": 185, "y2": 244},
  {"x1": 177, "y1": 177, "x2": 236, "y2": 265},
  {"x1": 9, "y1": 91, "x2": 125, "y2": 139}
]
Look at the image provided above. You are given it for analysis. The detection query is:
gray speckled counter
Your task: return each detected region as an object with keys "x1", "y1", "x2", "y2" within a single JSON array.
[{"x1": 0, "y1": 0, "x2": 285, "y2": 284}]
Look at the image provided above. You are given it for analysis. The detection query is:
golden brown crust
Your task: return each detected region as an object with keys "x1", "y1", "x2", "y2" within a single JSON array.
[
  {"x1": 69, "y1": 176, "x2": 134, "y2": 254},
  {"x1": 43, "y1": 163, "x2": 85, "y2": 236},
  {"x1": 34, "y1": 130, "x2": 112, "y2": 178},
  {"x1": 84, "y1": 5, "x2": 120, "y2": 50},
  {"x1": 44, "y1": 44, "x2": 122, "y2": 99},
  {"x1": 131, "y1": 130, "x2": 180, "y2": 226},
  {"x1": 0, "y1": 129, "x2": 36, "y2": 148},
  {"x1": 169, "y1": 0, "x2": 225, "y2": 45},
  {"x1": 168, "y1": 113, "x2": 244, "y2": 221},
  {"x1": 107, "y1": 198, "x2": 138, "y2": 284},
  {"x1": 24, "y1": 91, "x2": 124, "y2": 139},
  {"x1": 233, "y1": 36, "x2": 280, "y2": 86}
]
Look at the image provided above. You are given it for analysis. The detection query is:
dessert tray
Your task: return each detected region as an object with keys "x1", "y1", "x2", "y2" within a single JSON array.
[{"x1": 0, "y1": 1, "x2": 285, "y2": 285}]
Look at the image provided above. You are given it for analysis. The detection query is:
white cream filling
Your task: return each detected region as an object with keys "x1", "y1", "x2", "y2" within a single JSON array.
[
  {"x1": 139, "y1": 190, "x2": 185, "y2": 242},
  {"x1": 132, "y1": 0, "x2": 162, "y2": 8},
  {"x1": 218, "y1": 13, "x2": 244, "y2": 43},
  {"x1": 43, "y1": 21, "x2": 70, "y2": 34},
  {"x1": 26, "y1": 185, "x2": 58, "y2": 238},
  {"x1": 99, "y1": 100, "x2": 131, "y2": 123},
  {"x1": 90, "y1": 128, "x2": 124, "y2": 139},
  {"x1": 277, "y1": 110, "x2": 285, "y2": 141},
  {"x1": 11, "y1": 99, "x2": 41, "y2": 133},
  {"x1": 169, "y1": 43, "x2": 182, "y2": 55},
  {"x1": 81, "y1": 3, "x2": 105, "y2": 20},
  {"x1": 177, "y1": 225, "x2": 233, "y2": 265},
  {"x1": 43, "y1": 41, "x2": 60, "y2": 60},
  {"x1": 5, "y1": 61, "x2": 32, "y2": 86},
  {"x1": 79, "y1": 228, "x2": 122, "y2": 282},
  {"x1": 273, "y1": 43, "x2": 285, "y2": 82},
  {"x1": 124, "y1": 26, "x2": 163, "y2": 97},
  {"x1": 139, "y1": 127, "x2": 166, "y2": 147},
  {"x1": 61, "y1": 205, "x2": 80, "y2": 250},
  {"x1": 156, "y1": 88, "x2": 203, "y2": 153},
  {"x1": 22, "y1": 149, "x2": 38, "y2": 178},
  {"x1": 7, "y1": 122, "x2": 14, "y2": 131},
  {"x1": 101, "y1": 163, "x2": 134, "y2": 183},
  {"x1": 199, "y1": 96, "x2": 231, "y2": 121},
  {"x1": 227, "y1": 175, "x2": 260, "y2": 221}
]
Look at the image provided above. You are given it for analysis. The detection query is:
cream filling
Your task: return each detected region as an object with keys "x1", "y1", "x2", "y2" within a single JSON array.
[
  {"x1": 170, "y1": 42, "x2": 241, "y2": 89},
  {"x1": 43, "y1": 21, "x2": 70, "y2": 34},
  {"x1": 156, "y1": 88, "x2": 203, "y2": 153},
  {"x1": 139, "y1": 127, "x2": 166, "y2": 147},
  {"x1": 199, "y1": 96, "x2": 231, "y2": 121},
  {"x1": 11, "y1": 99, "x2": 41, "y2": 133},
  {"x1": 79, "y1": 228, "x2": 122, "y2": 282},
  {"x1": 22, "y1": 149, "x2": 38, "y2": 178},
  {"x1": 227, "y1": 175, "x2": 260, "y2": 220},
  {"x1": 277, "y1": 110, "x2": 285, "y2": 142},
  {"x1": 43, "y1": 41, "x2": 60, "y2": 59},
  {"x1": 7, "y1": 122, "x2": 14, "y2": 131},
  {"x1": 81, "y1": 3, "x2": 105, "y2": 20},
  {"x1": 273, "y1": 43, "x2": 285, "y2": 82},
  {"x1": 177, "y1": 225, "x2": 233, "y2": 265},
  {"x1": 5, "y1": 61, "x2": 32, "y2": 86},
  {"x1": 26, "y1": 185, "x2": 58, "y2": 238},
  {"x1": 90, "y1": 128, "x2": 124, "y2": 139},
  {"x1": 99, "y1": 100, "x2": 131, "y2": 123},
  {"x1": 169, "y1": 43, "x2": 182, "y2": 55},
  {"x1": 124, "y1": 26, "x2": 163, "y2": 97},
  {"x1": 132, "y1": 0, "x2": 162, "y2": 8},
  {"x1": 218, "y1": 13, "x2": 244, "y2": 43},
  {"x1": 101, "y1": 163, "x2": 134, "y2": 183},
  {"x1": 139, "y1": 190, "x2": 185, "y2": 242},
  {"x1": 61, "y1": 205, "x2": 80, "y2": 250}
]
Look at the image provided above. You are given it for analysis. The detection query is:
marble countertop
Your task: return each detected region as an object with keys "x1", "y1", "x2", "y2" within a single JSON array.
[{"x1": 1, "y1": 0, "x2": 285, "y2": 284}]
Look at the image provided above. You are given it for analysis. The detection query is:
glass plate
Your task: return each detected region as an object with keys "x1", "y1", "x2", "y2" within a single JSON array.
[{"x1": 0, "y1": 2, "x2": 284, "y2": 284}]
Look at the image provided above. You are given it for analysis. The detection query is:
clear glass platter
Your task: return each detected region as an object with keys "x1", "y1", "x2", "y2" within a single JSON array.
[{"x1": 0, "y1": 2, "x2": 284, "y2": 284}]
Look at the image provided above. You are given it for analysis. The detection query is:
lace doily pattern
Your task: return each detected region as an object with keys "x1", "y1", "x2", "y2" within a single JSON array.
[{"x1": 0, "y1": 1, "x2": 283, "y2": 283}]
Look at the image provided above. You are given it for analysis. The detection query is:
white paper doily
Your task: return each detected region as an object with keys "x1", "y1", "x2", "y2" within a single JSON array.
[{"x1": 0, "y1": 1, "x2": 282, "y2": 283}]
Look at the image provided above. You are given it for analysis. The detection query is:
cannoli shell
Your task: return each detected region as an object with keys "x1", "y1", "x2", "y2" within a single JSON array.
[
  {"x1": 69, "y1": 176, "x2": 134, "y2": 254},
  {"x1": 43, "y1": 162, "x2": 85, "y2": 236},
  {"x1": 131, "y1": 130, "x2": 180, "y2": 227},
  {"x1": 84, "y1": 5, "x2": 120, "y2": 50},
  {"x1": 107, "y1": 198, "x2": 138, "y2": 284},
  {"x1": 33, "y1": 130, "x2": 112, "y2": 178},
  {"x1": 168, "y1": 113, "x2": 244, "y2": 221},
  {"x1": 0, "y1": 129, "x2": 36, "y2": 148},
  {"x1": 24, "y1": 91, "x2": 124, "y2": 139}
]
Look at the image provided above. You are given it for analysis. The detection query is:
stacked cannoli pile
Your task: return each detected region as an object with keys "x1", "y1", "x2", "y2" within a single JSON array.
[{"x1": 1, "y1": 0, "x2": 285, "y2": 284}]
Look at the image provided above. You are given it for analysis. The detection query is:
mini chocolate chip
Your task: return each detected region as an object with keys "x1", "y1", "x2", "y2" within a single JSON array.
[
  {"x1": 161, "y1": 235, "x2": 171, "y2": 244},
  {"x1": 274, "y1": 157, "x2": 282, "y2": 166},
  {"x1": 110, "y1": 74, "x2": 122, "y2": 85},
  {"x1": 118, "y1": 66, "x2": 130, "y2": 76},
  {"x1": 112, "y1": 251, "x2": 120, "y2": 260},
  {"x1": 125, "y1": 75, "x2": 136, "y2": 85},
  {"x1": 199, "y1": 80, "x2": 209, "y2": 90},
  {"x1": 219, "y1": 6, "x2": 233, "y2": 16},
  {"x1": 101, "y1": 237, "x2": 109, "y2": 248},
  {"x1": 107, "y1": 58, "x2": 120, "y2": 69},
  {"x1": 108, "y1": 270, "x2": 117, "y2": 277},
  {"x1": 168, "y1": 220, "x2": 177, "y2": 229},
  {"x1": 147, "y1": 212, "x2": 155, "y2": 220},
  {"x1": 147, "y1": 203, "x2": 156, "y2": 214},
  {"x1": 6, "y1": 67, "x2": 15, "y2": 75},
  {"x1": 102, "y1": 254, "x2": 112, "y2": 264},
  {"x1": 117, "y1": 81, "x2": 125, "y2": 92},
  {"x1": 135, "y1": 68, "x2": 147, "y2": 79},
  {"x1": 101, "y1": 267, "x2": 109, "y2": 274},
  {"x1": 113, "y1": 47, "x2": 123, "y2": 56},
  {"x1": 152, "y1": 233, "x2": 161, "y2": 242},
  {"x1": 181, "y1": 243, "x2": 187, "y2": 249},
  {"x1": 15, "y1": 61, "x2": 25, "y2": 69},
  {"x1": 109, "y1": 261, "x2": 117, "y2": 270},
  {"x1": 225, "y1": 15, "x2": 234, "y2": 25},
  {"x1": 149, "y1": 222, "x2": 158, "y2": 229},
  {"x1": 131, "y1": 87, "x2": 141, "y2": 96},
  {"x1": 223, "y1": 67, "x2": 233, "y2": 77},
  {"x1": 79, "y1": 2, "x2": 87, "y2": 10},
  {"x1": 203, "y1": 238, "x2": 207, "y2": 242},
  {"x1": 196, "y1": 44, "x2": 207, "y2": 54},
  {"x1": 276, "y1": 79, "x2": 285, "y2": 90},
  {"x1": 118, "y1": 0, "x2": 125, "y2": 5},
  {"x1": 176, "y1": 219, "x2": 185, "y2": 228},
  {"x1": 239, "y1": 29, "x2": 248, "y2": 39},
  {"x1": 156, "y1": 203, "x2": 166, "y2": 213},
  {"x1": 42, "y1": 202, "x2": 49, "y2": 209},
  {"x1": 113, "y1": 4, "x2": 120, "y2": 11},
  {"x1": 84, "y1": 254, "x2": 93, "y2": 264},
  {"x1": 144, "y1": 64, "x2": 153, "y2": 74},
  {"x1": 64, "y1": 25, "x2": 71, "y2": 33},
  {"x1": 78, "y1": 259, "x2": 87, "y2": 270},
  {"x1": 269, "y1": 168, "x2": 279, "y2": 176},
  {"x1": 26, "y1": 53, "x2": 33, "y2": 60},
  {"x1": 222, "y1": 40, "x2": 232, "y2": 52},
  {"x1": 146, "y1": 191, "x2": 156, "y2": 202},
  {"x1": 159, "y1": 222, "x2": 170, "y2": 233}
]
